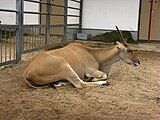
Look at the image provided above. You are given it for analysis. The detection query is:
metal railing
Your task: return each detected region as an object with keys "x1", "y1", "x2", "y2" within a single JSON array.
[
  {"x1": 0, "y1": 0, "x2": 83, "y2": 66},
  {"x1": 0, "y1": 25, "x2": 17, "y2": 65}
]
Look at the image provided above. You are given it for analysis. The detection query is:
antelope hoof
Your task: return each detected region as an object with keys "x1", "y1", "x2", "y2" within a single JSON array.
[
  {"x1": 102, "y1": 81, "x2": 110, "y2": 86},
  {"x1": 101, "y1": 74, "x2": 108, "y2": 80},
  {"x1": 97, "y1": 81, "x2": 108, "y2": 85}
]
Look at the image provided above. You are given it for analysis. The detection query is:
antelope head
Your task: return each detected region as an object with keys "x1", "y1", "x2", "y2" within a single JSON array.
[{"x1": 116, "y1": 26, "x2": 140, "y2": 67}]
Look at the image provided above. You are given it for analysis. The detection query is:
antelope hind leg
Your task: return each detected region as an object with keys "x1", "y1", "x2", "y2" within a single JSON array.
[{"x1": 61, "y1": 63, "x2": 108, "y2": 88}]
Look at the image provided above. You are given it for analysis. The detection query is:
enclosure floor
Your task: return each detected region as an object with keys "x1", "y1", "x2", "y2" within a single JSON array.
[{"x1": 0, "y1": 51, "x2": 160, "y2": 120}]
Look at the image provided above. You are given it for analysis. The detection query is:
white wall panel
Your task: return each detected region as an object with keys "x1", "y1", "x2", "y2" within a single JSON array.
[
  {"x1": 67, "y1": 0, "x2": 80, "y2": 24},
  {"x1": 82, "y1": 0, "x2": 140, "y2": 31},
  {"x1": 24, "y1": 1, "x2": 39, "y2": 24},
  {"x1": 0, "y1": 0, "x2": 39, "y2": 25}
]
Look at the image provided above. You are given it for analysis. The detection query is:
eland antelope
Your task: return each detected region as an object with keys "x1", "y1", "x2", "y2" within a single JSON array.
[{"x1": 23, "y1": 26, "x2": 140, "y2": 88}]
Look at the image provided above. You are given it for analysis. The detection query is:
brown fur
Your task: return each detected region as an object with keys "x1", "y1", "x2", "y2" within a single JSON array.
[{"x1": 23, "y1": 41, "x2": 140, "y2": 88}]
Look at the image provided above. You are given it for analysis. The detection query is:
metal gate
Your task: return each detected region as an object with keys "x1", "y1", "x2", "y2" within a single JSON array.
[{"x1": 0, "y1": 0, "x2": 83, "y2": 66}]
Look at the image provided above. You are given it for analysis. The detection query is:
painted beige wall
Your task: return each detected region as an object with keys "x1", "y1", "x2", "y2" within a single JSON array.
[
  {"x1": 139, "y1": 0, "x2": 160, "y2": 41},
  {"x1": 150, "y1": 0, "x2": 160, "y2": 40},
  {"x1": 40, "y1": 0, "x2": 64, "y2": 25},
  {"x1": 139, "y1": 0, "x2": 150, "y2": 40}
]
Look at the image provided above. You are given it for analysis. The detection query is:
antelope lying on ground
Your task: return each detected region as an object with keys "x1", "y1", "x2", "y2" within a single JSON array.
[{"x1": 23, "y1": 26, "x2": 140, "y2": 88}]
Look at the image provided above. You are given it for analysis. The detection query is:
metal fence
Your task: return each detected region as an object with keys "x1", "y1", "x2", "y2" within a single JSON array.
[
  {"x1": 0, "y1": 25, "x2": 17, "y2": 65},
  {"x1": 0, "y1": 0, "x2": 83, "y2": 66}
]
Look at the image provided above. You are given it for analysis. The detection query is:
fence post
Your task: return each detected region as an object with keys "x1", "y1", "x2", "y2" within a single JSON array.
[
  {"x1": 79, "y1": 0, "x2": 83, "y2": 33},
  {"x1": 45, "y1": 0, "x2": 51, "y2": 46},
  {"x1": 16, "y1": 0, "x2": 23, "y2": 62},
  {"x1": 64, "y1": 0, "x2": 68, "y2": 42}
]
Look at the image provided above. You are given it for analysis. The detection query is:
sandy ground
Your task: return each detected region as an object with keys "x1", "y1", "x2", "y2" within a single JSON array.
[{"x1": 0, "y1": 50, "x2": 160, "y2": 120}]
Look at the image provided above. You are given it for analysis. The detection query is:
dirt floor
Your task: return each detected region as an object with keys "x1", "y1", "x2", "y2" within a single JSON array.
[{"x1": 0, "y1": 50, "x2": 160, "y2": 120}]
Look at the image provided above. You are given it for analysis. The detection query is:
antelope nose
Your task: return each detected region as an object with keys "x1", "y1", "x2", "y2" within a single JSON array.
[{"x1": 138, "y1": 60, "x2": 140, "y2": 65}]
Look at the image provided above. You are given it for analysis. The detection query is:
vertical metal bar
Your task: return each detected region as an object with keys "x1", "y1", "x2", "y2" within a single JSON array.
[
  {"x1": 35, "y1": 27, "x2": 37, "y2": 48},
  {"x1": 33, "y1": 27, "x2": 35, "y2": 48},
  {"x1": 39, "y1": 0, "x2": 42, "y2": 47},
  {"x1": 39, "y1": 27, "x2": 41, "y2": 47},
  {"x1": 35, "y1": 27, "x2": 39, "y2": 48},
  {"x1": 28, "y1": 27, "x2": 31, "y2": 50},
  {"x1": 24, "y1": 27, "x2": 26, "y2": 51},
  {"x1": 38, "y1": 26, "x2": 40, "y2": 47},
  {"x1": 29, "y1": 27, "x2": 31, "y2": 50},
  {"x1": 33, "y1": 27, "x2": 35, "y2": 49},
  {"x1": 52, "y1": 26, "x2": 54, "y2": 44},
  {"x1": 45, "y1": 0, "x2": 51, "y2": 47},
  {"x1": 4, "y1": 28, "x2": 7, "y2": 62},
  {"x1": 13, "y1": 30, "x2": 16, "y2": 60},
  {"x1": 79, "y1": 0, "x2": 83, "y2": 33},
  {"x1": 42, "y1": 26, "x2": 44, "y2": 47},
  {"x1": 23, "y1": 27, "x2": 26, "y2": 51},
  {"x1": 9, "y1": 28, "x2": 12, "y2": 61},
  {"x1": 39, "y1": 0, "x2": 42, "y2": 26},
  {"x1": 41, "y1": 26, "x2": 43, "y2": 47},
  {"x1": 28, "y1": 27, "x2": 30, "y2": 50},
  {"x1": 50, "y1": 26, "x2": 52, "y2": 45},
  {"x1": 23, "y1": 27, "x2": 25, "y2": 51},
  {"x1": 64, "y1": 0, "x2": 68, "y2": 42},
  {"x1": 148, "y1": 0, "x2": 153, "y2": 41},
  {"x1": 34, "y1": 27, "x2": 36, "y2": 48},
  {"x1": 29, "y1": 26, "x2": 33, "y2": 49},
  {"x1": 16, "y1": 0, "x2": 23, "y2": 62},
  {"x1": 43, "y1": 26, "x2": 45, "y2": 47},
  {"x1": 32, "y1": 27, "x2": 34, "y2": 49},
  {"x1": 137, "y1": 0, "x2": 142, "y2": 41},
  {"x1": 30, "y1": 27, "x2": 32, "y2": 49},
  {"x1": 0, "y1": 28, "x2": 2, "y2": 62},
  {"x1": 64, "y1": 0, "x2": 68, "y2": 41}
]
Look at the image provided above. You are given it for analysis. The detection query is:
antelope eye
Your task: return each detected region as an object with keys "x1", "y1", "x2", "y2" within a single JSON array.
[{"x1": 127, "y1": 49, "x2": 132, "y2": 52}]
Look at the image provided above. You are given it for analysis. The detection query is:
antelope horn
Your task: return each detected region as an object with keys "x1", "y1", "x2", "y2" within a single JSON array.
[{"x1": 115, "y1": 26, "x2": 128, "y2": 46}]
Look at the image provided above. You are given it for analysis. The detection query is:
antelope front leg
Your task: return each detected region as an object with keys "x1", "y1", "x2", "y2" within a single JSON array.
[
  {"x1": 62, "y1": 63, "x2": 108, "y2": 88},
  {"x1": 100, "y1": 64, "x2": 113, "y2": 77},
  {"x1": 85, "y1": 69, "x2": 108, "y2": 82}
]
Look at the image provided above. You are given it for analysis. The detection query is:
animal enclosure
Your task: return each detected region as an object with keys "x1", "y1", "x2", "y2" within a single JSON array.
[
  {"x1": 0, "y1": 0, "x2": 160, "y2": 120},
  {"x1": 0, "y1": 25, "x2": 65, "y2": 65},
  {"x1": 0, "y1": 46, "x2": 159, "y2": 119},
  {"x1": 0, "y1": 0, "x2": 82, "y2": 66}
]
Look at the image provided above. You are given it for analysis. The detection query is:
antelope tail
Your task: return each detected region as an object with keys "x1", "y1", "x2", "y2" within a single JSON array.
[{"x1": 24, "y1": 75, "x2": 50, "y2": 89}]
